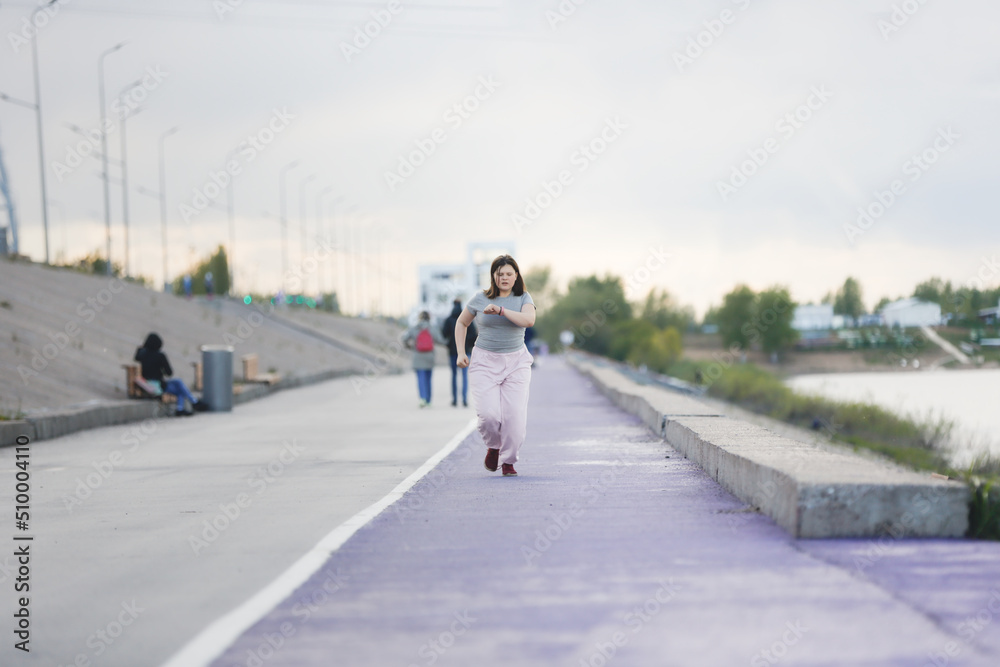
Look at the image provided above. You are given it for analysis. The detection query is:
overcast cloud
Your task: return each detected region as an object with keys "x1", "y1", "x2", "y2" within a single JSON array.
[{"x1": 0, "y1": 0, "x2": 997, "y2": 315}]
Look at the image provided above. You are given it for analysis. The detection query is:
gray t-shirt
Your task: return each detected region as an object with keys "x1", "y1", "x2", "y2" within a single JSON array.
[{"x1": 467, "y1": 291, "x2": 535, "y2": 353}]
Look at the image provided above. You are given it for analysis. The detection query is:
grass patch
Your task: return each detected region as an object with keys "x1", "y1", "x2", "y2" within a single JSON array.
[{"x1": 664, "y1": 358, "x2": 1000, "y2": 539}]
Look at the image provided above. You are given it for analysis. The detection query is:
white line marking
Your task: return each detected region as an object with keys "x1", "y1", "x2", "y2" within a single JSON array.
[{"x1": 161, "y1": 418, "x2": 478, "y2": 667}]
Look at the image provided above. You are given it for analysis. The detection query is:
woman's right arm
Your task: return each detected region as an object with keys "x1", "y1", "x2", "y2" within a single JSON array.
[{"x1": 455, "y1": 309, "x2": 475, "y2": 368}]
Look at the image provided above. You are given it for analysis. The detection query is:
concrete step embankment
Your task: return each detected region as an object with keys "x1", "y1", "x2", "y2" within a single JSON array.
[{"x1": 568, "y1": 355, "x2": 970, "y2": 538}]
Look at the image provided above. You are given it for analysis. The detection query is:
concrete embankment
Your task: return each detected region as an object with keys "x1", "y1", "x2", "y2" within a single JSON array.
[{"x1": 567, "y1": 355, "x2": 970, "y2": 538}]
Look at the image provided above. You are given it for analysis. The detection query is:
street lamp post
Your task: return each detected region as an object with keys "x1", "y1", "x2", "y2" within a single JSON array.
[
  {"x1": 158, "y1": 126, "x2": 179, "y2": 291},
  {"x1": 98, "y1": 41, "x2": 128, "y2": 275},
  {"x1": 278, "y1": 160, "x2": 299, "y2": 293},
  {"x1": 298, "y1": 172, "x2": 317, "y2": 292},
  {"x1": 30, "y1": 2, "x2": 58, "y2": 264},
  {"x1": 117, "y1": 80, "x2": 142, "y2": 278},
  {"x1": 223, "y1": 147, "x2": 240, "y2": 297},
  {"x1": 315, "y1": 186, "x2": 335, "y2": 297}
]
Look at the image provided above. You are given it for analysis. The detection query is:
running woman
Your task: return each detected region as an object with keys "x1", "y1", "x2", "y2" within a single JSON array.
[{"x1": 454, "y1": 255, "x2": 535, "y2": 476}]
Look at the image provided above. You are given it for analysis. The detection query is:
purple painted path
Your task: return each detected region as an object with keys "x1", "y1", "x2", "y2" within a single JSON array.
[{"x1": 211, "y1": 358, "x2": 1000, "y2": 667}]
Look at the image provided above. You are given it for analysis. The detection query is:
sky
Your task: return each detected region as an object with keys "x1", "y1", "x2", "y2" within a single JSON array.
[{"x1": 0, "y1": 0, "x2": 998, "y2": 317}]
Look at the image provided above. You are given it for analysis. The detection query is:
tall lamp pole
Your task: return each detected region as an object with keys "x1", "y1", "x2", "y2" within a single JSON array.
[
  {"x1": 315, "y1": 186, "x2": 335, "y2": 297},
  {"x1": 117, "y1": 80, "x2": 142, "y2": 278},
  {"x1": 30, "y1": 2, "x2": 58, "y2": 263},
  {"x1": 297, "y1": 172, "x2": 316, "y2": 291},
  {"x1": 278, "y1": 160, "x2": 299, "y2": 293},
  {"x1": 158, "y1": 126, "x2": 179, "y2": 291},
  {"x1": 98, "y1": 41, "x2": 127, "y2": 275},
  {"x1": 221, "y1": 147, "x2": 241, "y2": 296}
]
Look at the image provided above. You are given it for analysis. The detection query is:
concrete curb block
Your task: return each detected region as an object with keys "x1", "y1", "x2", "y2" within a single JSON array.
[
  {"x1": 0, "y1": 420, "x2": 36, "y2": 447},
  {"x1": 568, "y1": 354, "x2": 970, "y2": 538},
  {"x1": 1, "y1": 368, "x2": 368, "y2": 447}
]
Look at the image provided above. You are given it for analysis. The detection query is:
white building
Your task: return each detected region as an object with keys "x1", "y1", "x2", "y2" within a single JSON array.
[
  {"x1": 881, "y1": 298, "x2": 942, "y2": 328},
  {"x1": 415, "y1": 241, "x2": 516, "y2": 323},
  {"x1": 792, "y1": 304, "x2": 834, "y2": 331}
]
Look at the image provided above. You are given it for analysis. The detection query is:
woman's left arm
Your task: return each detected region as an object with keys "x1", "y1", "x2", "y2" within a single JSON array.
[{"x1": 502, "y1": 303, "x2": 536, "y2": 328}]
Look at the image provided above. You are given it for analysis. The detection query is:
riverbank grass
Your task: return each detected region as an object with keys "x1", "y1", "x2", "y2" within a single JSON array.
[{"x1": 668, "y1": 360, "x2": 1000, "y2": 539}]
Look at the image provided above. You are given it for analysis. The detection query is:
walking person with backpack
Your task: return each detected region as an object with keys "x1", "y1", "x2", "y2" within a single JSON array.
[
  {"x1": 453, "y1": 255, "x2": 535, "y2": 477},
  {"x1": 404, "y1": 311, "x2": 442, "y2": 408},
  {"x1": 443, "y1": 298, "x2": 477, "y2": 407}
]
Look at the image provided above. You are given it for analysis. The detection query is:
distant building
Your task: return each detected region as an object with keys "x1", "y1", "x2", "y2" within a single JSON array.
[
  {"x1": 415, "y1": 241, "x2": 516, "y2": 323},
  {"x1": 880, "y1": 298, "x2": 942, "y2": 328},
  {"x1": 792, "y1": 304, "x2": 834, "y2": 331}
]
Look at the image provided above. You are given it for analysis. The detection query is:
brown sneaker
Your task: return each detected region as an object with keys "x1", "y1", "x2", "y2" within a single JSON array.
[
  {"x1": 502, "y1": 463, "x2": 517, "y2": 477},
  {"x1": 484, "y1": 448, "x2": 499, "y2": 472}
]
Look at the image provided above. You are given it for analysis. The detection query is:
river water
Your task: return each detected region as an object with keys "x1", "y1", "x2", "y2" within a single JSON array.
[{"x1": 786, "y1": 369, "x2": 1000, "y2": 464}]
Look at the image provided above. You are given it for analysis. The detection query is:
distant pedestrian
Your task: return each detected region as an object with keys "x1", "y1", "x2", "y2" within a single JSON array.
[
  {"x1": 443, "y1": 298, "x2": 477, "y2": 407},
  {"x1": 454, "y1": 254, "x2": 535, "y2": 477},
  {"x1": 183, "y1": 274, "x2": 193, "y2": 299},
  {"x1": 205, "y1": 271, "x2": 214, "y2": 300},
  {"x1": 134, "y1": 333, "x2": 207, "y2": 416},
  {"x1": 404, "y1": 311, "x2": 442, "y2": 408}
]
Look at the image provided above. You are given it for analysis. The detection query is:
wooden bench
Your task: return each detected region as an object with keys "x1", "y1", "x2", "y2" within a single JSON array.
[
  {"x1": 122, "y1": 363, "x2": 204, "y2": 405},
  {"x1": 241, "y1": 353, "x2": 281, "y2": 385}
]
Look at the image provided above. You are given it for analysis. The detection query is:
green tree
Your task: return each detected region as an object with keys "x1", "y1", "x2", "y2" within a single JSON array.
[
  {"x1": 535, "y1": 275, "x2": 631, "y2": 355},
  {"x1": 523, "y1": 265, "x2": 553, "y2": 312},
  {"x1": 716, "y1": 285, "x2": 756, "y2": 349},
  {"x1": 874, "y1": 296, "x2": 893, "y2": 313},
  {"x1": 628, "y1": 325, "x2": 683, "y2": 372},
  {"x1": 640, "y1": 288, "x2": 695, "y2": 332},
  {"x1": 754, "y1": 287, "x2": 798, "y2": 357},
  {"x1": 834, "y1": 277, "x2": 865, "y2": 320},
  {"x1": 174, "y1": 246, "x2": 230, "y2": 296},
  {"x1": 913, "y1": 277, "x2": 949, "y2": 306}
]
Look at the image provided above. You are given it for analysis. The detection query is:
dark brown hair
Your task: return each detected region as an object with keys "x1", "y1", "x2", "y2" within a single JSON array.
[{"x1": 484, "y1": 254, "x2": 525, "y2": 299}]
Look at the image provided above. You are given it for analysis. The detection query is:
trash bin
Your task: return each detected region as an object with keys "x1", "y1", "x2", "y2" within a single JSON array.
[{"x1": 200, "y1": 345, "x2": 234, "y2": 412}]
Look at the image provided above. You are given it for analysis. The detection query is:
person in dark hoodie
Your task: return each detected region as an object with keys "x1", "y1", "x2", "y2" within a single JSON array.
[
  {"x1": 442, "y1": 298, "x2": 476, "y2": 407},
  {"x1": 134, "y1": 333, "x2": 206, "y2": 416}
]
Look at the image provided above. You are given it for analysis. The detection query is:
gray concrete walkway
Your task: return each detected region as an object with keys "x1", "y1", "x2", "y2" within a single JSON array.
[
  {"x1": 0, "y1": 368, "x2": 472, "y2": 667},
  {"x1": 208, "y1": 358, "x2": 1000, "y2": 667}
]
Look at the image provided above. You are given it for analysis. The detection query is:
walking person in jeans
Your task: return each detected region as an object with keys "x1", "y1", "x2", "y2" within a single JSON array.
[
  {"x1": 404, "y1": 311, "x2": 441, "y2": 408},
  {"x1": 453, "y1": 255, "x2": 535, "y2": 476},
  {"x1": 442, "y1": 298, "x2": 477, "y2": 407}
]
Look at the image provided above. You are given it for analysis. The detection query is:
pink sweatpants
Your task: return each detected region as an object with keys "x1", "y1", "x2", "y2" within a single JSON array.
[{"x1": 468, "y1": 346, "x2": 533, "y2": 465}]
